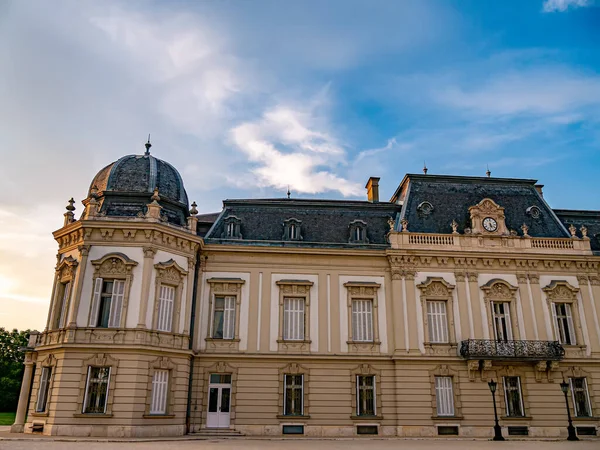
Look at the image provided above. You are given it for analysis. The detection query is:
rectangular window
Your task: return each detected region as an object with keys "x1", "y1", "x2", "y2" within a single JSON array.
[
  {"x1": 54, "y1": 282, "x2": 70, "y2": 329},
  {"x1": 352, "y1": 299, "x2": 374, "y2": 342},
  {"x1": 83, "y1": 366, "x2": 110, "y2": 414},
  {"x1": 35, "y1": 367, "x2": 52, "y2": 413},
  {"x1": 283, "y1": 297, "x2": 305, "y2": 341},
  {"x1": 90, "y1": 278, "x2": 125, "y2": 328},
  {"x1": 570, "y1": 378, "x2": 592, "y2": 418},
  {"x1": 156, "y1": 285, "x2": 175, "y2": 332},
  {"x1": 150, "y1": 369, "x2": 169, "y2": 415},
  {"x1": 427, "y1": 300, "x2": 449, "y2": 343},
  {"x1": 503, "y1": 376, "x2": 524, "y2": 417},
  {"x1": 434, "y1": 376, "x2": 455, "y2": 416},
  {"x1": 492, "y1": 302, "x2": 513, "y2": 341},
  {"x1": 212, "y1": 296, "x2": 236, "y2": 339},
  {"x1": 356, "y1": 375, "x2": 376, "y2": 416},
  {"x1": 284, "y1": 374, "x2": 303, "y2": 416},
  {"x1": 554, "y1": 303, "x2": 576, "y2": 345}
]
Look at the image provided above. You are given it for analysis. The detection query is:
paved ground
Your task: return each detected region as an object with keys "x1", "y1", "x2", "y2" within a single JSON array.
[{"x1": 0, "y1": 438, "x2": 598, "y2": 450}]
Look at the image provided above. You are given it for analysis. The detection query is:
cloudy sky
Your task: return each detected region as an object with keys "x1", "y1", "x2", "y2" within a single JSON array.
[{"x1": 1, "y1": 0, "x2": 599, "y2": 330}]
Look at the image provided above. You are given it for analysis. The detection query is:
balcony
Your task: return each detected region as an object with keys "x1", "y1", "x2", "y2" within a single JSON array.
[{"x1": 460, "y1": 339, "x2": 564, "y2": 361}]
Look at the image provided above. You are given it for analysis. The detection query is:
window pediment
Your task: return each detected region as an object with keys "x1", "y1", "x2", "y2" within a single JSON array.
[
  {"x1": 222, "y1": 215, "x2": 242, "y2": 239},
  {"x1": 349, "y1": 220, "x2": 369, "y2": 244},
  {"x1": 283, "y1": 218, "x2": 303, "y2": 241},
  {"x1": 57, "y1": 256, "x2": 78, "y2": 282},
  {"x1": 481, "y1": 279, "x2": 518, "y2": 301},
  {"x1": 542, "y1": 280, "x2": 579, "y2": 301},
  {"x1": 417, "y1": 277, "x2": 455, "y2": 297},
  {"x1": 154, "y1": 259, "x2": 187, "y2": 284},
  {"x1": 91, "y1": 253, "x2": 138, "y2": 277}
]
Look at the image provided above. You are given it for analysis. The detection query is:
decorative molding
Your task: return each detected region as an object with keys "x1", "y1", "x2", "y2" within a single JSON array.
[
  {"x1": 278, "y1": 362, "x2": 310, "y2": 417},
  {"x1": 428, "y1": 365, "x2": 463, "y2": 418},
  {"x1": 468, "y1": 198, "x2": 508, "y2": 235}
]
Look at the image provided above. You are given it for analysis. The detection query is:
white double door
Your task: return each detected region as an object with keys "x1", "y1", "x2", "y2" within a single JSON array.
[{"x1": 206, "y1": 374, "x2": 231, "y2": 428}]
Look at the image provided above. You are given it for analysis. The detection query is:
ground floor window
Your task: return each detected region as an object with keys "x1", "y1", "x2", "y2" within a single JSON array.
[
  {"x1": 83, "y1": 366, "x2": 110, "y2": 414},
  {"x1": 503, "y1": 376, "x2": 524, "y2": 417},
  {"x1": 356, "y1": 375, "x2": 376, "y2": 416},
  {"x1": 434, "y1": 376, "x2": 455, "y2": 416},
  {"x1": 284, "y1": 374, "x2": 304, "y2": 416},
  {"x1": 35, "y1": 367, "x2": 52, "y2": 413},
  {"x1": 150, "y1": 369, "x2": 169, "y2": 414},
  {"x1": 570, "y1": 377, "x2": 592, "y2": 418}
]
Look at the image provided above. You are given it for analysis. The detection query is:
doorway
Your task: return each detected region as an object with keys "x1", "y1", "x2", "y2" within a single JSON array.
[{"x1": 206, "y1": 373, "x2": 232, "y2": 428}]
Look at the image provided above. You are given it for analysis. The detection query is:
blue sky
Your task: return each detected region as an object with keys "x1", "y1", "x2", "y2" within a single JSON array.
[{"x1": 0, "y1": 0, "x2": 599, "y2": 329}]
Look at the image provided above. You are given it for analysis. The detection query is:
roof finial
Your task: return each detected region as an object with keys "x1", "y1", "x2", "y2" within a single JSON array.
[
  {"x1": 287, "y1": 185, "x2": 291, "y2": 199},
  {"x1": 145, "y1": 134, "x2": 152, "y2": 156},
  {"x1": 486, "y1": 165, "x2": 491, "y2": 178},
  {"x1": 66, "y1": 197, "x2": 76, "y2": 212},
  {"x1": 423, "y1": 161, "x2": 428, "y2": 175}
]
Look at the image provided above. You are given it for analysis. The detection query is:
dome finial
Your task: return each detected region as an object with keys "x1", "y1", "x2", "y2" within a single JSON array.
[
  {"x1": 190, "y1": 201, "x2": 198, "y2": 215},
  {"x1": 145, "y1": 134, "x2": 152, "y2": 155},
  {"x1": 486, "y1": 165, "x2": 491, "y2": 178}
]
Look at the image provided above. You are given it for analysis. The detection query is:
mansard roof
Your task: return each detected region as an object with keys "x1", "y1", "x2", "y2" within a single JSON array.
[
  {"x1": 392, "y1": 174, "x2": 569, "y2": 238},
  {"x1": 554, "y1": 209, "x2": 600, "y2": 254},
  {"x1": 204, "y1": 198, "x2": 400, "y2": 248}
]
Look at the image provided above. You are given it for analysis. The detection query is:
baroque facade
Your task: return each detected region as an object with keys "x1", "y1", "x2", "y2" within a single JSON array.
[{"x1": 11, "y1": 145, "x2": 600, "y2": 439}]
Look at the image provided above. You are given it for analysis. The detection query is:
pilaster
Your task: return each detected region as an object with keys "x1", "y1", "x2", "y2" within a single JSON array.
[
  {"x1": 517, "y1": 272, "x2": 538, "y2": 340},
  {"x1": 137, "y1": 246, "x2": 157, "y2": 328},
  {"x1": 577, "y1": 275, "x2": 600, "y2": 353},
  {"x1": 466, "y1": 272, "x2": 484, "y2": 339},
  {"x1": 67, "y1": 245, "x2": 90, "y2": 328},
  {"x1": 528, "y1": 273, "x2": 551, "y2": 340}
]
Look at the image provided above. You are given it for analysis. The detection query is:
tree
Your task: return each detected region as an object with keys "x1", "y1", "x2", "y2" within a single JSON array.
[{"x1": 0, "y1": 328, "x2": 30, "y2": 412}]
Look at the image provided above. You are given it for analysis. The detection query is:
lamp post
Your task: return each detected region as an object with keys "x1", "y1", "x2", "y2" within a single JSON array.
[
  {"x1": 559, "y1": 380, "x2": 579, "y2": 441},
  {"x1": 488, "y1": 380, "x2": 504, "y2": 441}
]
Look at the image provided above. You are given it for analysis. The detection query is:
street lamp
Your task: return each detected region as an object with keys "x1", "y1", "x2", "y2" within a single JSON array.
[
  {"x1": 559, "y1": 380, "x2": 579, "y2": 441},
  {"x1": 488, "y1": 380, "x2": 504, "y2": 441}
]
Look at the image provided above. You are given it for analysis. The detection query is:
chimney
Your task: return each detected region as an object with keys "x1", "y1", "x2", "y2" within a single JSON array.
[
  {"x1": 365, "y1": 177, "x2": 380, "y2": 203},
  {"x1": 535, "y1": 184, "x2": 544, "y2": 197}
]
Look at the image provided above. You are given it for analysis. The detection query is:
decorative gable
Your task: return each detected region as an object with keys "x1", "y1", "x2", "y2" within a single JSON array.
[{"x1": 468, "y1": 198, "x2": 508, "y2": 235}]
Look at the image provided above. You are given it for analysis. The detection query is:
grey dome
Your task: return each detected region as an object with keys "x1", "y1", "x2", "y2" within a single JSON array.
[{"x1": 88, "y1": 153, "x2": 189, "y2": 226}]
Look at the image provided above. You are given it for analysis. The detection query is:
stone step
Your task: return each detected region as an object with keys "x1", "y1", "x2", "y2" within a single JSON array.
[{"x1": 192, "y1": 428, "x2": 244, "y2": 437}]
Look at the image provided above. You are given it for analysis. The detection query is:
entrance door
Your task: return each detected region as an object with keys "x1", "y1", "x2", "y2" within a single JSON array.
[{"x1": 206, "y1": 374, "x2": 232, "y2": 428}]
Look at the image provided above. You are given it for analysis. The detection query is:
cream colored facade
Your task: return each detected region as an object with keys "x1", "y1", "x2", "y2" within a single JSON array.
[{"x1": 11, "y1": 166, "x2": 600, "y2": 440}]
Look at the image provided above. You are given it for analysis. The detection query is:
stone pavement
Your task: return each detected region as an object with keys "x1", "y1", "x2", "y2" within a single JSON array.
[{"x1": 0, "y1": 436, "x2": 598, "y2": 450}]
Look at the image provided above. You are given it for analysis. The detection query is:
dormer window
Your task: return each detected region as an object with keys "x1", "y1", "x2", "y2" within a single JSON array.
[
  {"x1": 349, "y1": 220, "x2": 368, "y2": 244},
  {"x1": 221, "y1": 215, "x2": 242, "y2": 239},
  {"x1": 283, "y1": 218, "x2": 303, "y2": 241}
]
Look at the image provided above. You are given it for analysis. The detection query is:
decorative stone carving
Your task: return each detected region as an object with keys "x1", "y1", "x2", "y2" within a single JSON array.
[
  {"x1": 417, "y1": 201, "x2": 434, "y2": 217},
  {"x1": 521, "y1": 223, "x2": 529, "y2": 237},
  {"x1": 451, "y1": 219, "x2": 459, "y2": 234},
  {"x1": 400, "y1": 218, "x2": 409, "y2": 232},
  {"x1": 468, "y1": 198, "x2": 508, "y2": 235},
  {"x1": 569, "y1": 224, "x2": 577, "y2": 237}
]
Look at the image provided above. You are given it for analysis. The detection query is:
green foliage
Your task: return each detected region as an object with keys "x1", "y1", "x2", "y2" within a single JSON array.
[{"x1": 0, "y1": 328, "x2": 30, "y2": 412}]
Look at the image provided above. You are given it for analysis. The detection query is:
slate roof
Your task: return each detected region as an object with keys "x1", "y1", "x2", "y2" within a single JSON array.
[
  {"x1": 554, "y1": 209, "x2": 600, "y2": 254},
  {"x1": 391, "y1": 174, "x2": 570, "y2": 238},
  {"x1": 204, "y1": 199, "x2": 400, "y2": 248}
]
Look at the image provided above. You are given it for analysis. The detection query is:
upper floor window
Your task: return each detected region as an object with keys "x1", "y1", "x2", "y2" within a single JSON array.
[
  {"x1": 283, "y1": 218, "x2": 302, "y2": 241},
  {"x1": 348, "y1": 220, "x2": 368, "y2": 244},
  {"x1": 427, "y1": 301, "x2": 449, "y2": 343},
  {"x1": 212, "y1": 296, "x2": 236, "y2": 339},
  {"x1": 352, "y1": 299, "x2": 373, "y2": 342},
  {"x1": 283, "y1": 297, "x2": 306, "y2": 341},
  {"x1": 543, "y1": 281, "x2": 582, "y2": 347},
  {"x1": 206, "y1": 278, "x2": 245, "y2": 349},
  {"x1": 554, "y1": 303, "x2": 576, "y2": 345},
  {"x1": 156, "y1": 285, "x2": 175, "y2": 332},
  {"x1": 91, "y1": 279, "x2": 125, "y2": 328},
  {"x1": 570, "y1": 377, "x2": 592, "y2": 418},
  {"x1": 481, "y1": 279, "x2": 520, "y2": 342},
  {"x1": 51, "y1": 255, "x2": 78, "y2": 330},
  {"x1": 503, "y1": 376, "x2": 524, "y2": 417},
  {"x1": 418, "y1": 277, "x2": 456, "y2": 349},
  {"x1": 492, "y1": 302, "x2": 512, "y2": 341},
  {"x1": 83, "y1": 366, "x2": 111, "y2": 414},
  {"x1": 276, "y1": 280, "x2": 312, "y2": 351},
  {"x1": 53, "y1": 282, "x2": 71, "y2": 329},
  {"x1": 345, "y1": 282, "x2": 381, "y2": 351}
]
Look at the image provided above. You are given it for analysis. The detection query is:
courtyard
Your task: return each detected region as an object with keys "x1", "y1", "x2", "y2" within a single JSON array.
[{"x1": 0, "y1": 438, "x2": 598, "y2": 450}]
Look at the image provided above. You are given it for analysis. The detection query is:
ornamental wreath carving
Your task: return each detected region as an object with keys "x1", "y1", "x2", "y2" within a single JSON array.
[
  {"x1": 417, "y1": 277, "x2": 455, "y2": 297},
  {"x1": 91, "y1": 253, "x2": 138, "y2": 277}
]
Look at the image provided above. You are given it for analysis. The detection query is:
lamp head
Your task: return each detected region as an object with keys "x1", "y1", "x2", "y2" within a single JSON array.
[
  {"x1": 488, "y1": 379, "x2": 497, "y2": 393},
  {"x1": 560, "y1": 380, "x2": 569, "y2": 394}
]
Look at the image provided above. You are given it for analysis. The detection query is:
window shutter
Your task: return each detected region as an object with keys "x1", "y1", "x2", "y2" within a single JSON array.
[
  {"x1": 157, "y1": 285, "x2": 175, "y2": 332},
  {"x1": 150, "y1": 370, "x2": 169, "y2": 414},
  {"x1": 551, "y1": 302, "x2": 559, "y2": 341},
  {"x1": 435, "y1": 376, "x2": 454, "y2": 416},
  {"x1": 35, "y1": 367, "x2": 51, "y2": 412},
  {"x1": 89, "y1": 278, "x2": 103, "y2": 327},
  {"x1": 108, "y1": 280, "x2": 125, "y2": 328},
  {"x1": 565, "y1": 304, "x2": 576, "y2": 345},
  {"x1": 504, "y1": 303, "x2": 513, "y2": 340},
  {"x1": 284, "y1": 298, "x2": 305, "y2": 340},
  {"x1": 352, "y1": 300, "x2": 373, "y2": 342},
  {"x1": 58, "y1": 282, "x2": 71, "y2": 328},
  {"x1": 427, "y1": 301, "x2": 448, "y2": 343},
  {"x1": 223, "y1": 296, "x2": 236, "y2": 339}
]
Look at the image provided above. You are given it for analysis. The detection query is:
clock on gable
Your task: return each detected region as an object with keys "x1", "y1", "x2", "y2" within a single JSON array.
[{"x1": 468, "y1": 198, "x2": 508, "y2": 235}]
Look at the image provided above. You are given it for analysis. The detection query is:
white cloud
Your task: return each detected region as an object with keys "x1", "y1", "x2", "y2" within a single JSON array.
[
  {"x1": 230, "y1": 105, "x2": 361, "y2": 196},
  {"x1": 543, "y1": 0, "x2": 591, "y2": 12}
]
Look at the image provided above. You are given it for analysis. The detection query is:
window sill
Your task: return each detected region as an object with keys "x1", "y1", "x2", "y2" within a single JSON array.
[
  {"x1": 350, "y1": 415, "x2": 383, "y2": 421},
  {"x1": 276, "y1": 415, "x2": 311, "y2": 420},
  {"x1": 205, "y1": 338, "x2": 240, "y2": 342},
  {"x1": 142, "y1": 414, "x2": 176, "y2": 419},
  {"x1": 572, "y1": 416, "x2": 598, "y2": 421},
  {"x1": 73, "y1": 413, "x2": 114, "y2": 418},
  {"x1": 277, "y1": 339, "x2": 312, "y2": 344},
  {"x1": 501, "y1": 416, "x2": 531, "y2": 420},
  {"x1": 30, "y1": 412, "x2": 49, "y2": 417},
  {"x1": 431, "y1": 415, "x2": 463, "y2": 421}
]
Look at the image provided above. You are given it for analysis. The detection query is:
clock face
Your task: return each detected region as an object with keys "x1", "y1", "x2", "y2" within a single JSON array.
[{"x1": 483, "y1": 217, "x2": 498, "y2": 232}]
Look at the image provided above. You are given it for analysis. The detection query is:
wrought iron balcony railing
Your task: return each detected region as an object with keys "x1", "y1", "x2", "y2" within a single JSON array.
[{"x1": 460, "y1": 339, "x2": 565, "y2": 361}]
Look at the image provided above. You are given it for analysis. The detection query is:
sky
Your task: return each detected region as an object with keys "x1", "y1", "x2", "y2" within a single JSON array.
[{"x1": 1, "y1": 0, "x2": 599, "y2": 330}]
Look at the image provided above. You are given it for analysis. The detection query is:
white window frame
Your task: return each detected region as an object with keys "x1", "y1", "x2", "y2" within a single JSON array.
[
  {"x1": 553, "y1": 302, "x2": 577, "y2": 345},
  {"x1": 89, "y1": 278, "x2": 125, "y2": 328},
  {"x1": 283, "y1": 374, "x2": 304, "y2": 416},
  {"x1": 352, "y1": 299, "x2": 374, "y2": 342},
  {"x1": 156, "y1": 285, "x2": 175, "y2": 332},
  {"x1": 150, "y1": 369, "x2": 169, "y2": 415},
  {"x1": 82, "y1": 366, "x2": 111, "y2": 414},
  {"x1": 492, "y1": 301, "x2": 513, "y2": 341},
  {"x1": 434, "y1": 376, "x2": 455, "y2": 416},
  {"x1": 356, "y1": 375, "x2": 376, "y2": 416},
  {"x1": 226, "y1": 222, "x2": 235, "y2": 237},
  {"x1": 35, "y1": 367, "x2": 52, "y2": 413},
  {"x1": 211, "y1": 295, "x2": 236, "y2": 340},
  {"x1": 283, "y1": 297, "x2": 305, "y2": 341},
  {"x1": 427, "y1": 300, "x2": 449, "y2": 344},
  {"x1": 503, "y1": 376, "x2": 525, "y2": 417},
  {"x1": 55, "y1": 282, "x2": 71, "y2": 329},
  {"x1": 570, "y1": 377, "x2": 593, "y2": 418}
]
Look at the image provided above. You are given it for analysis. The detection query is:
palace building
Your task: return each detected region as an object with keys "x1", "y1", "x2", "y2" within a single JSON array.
[{"x1": 11, "y1": 142, "x2": 600, "y2": 439}]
